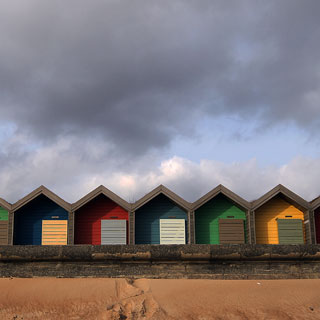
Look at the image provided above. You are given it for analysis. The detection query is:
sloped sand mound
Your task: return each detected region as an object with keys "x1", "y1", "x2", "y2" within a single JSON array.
[{"x1": 0, "y1": 278, "x2": 319, "y2": 319}]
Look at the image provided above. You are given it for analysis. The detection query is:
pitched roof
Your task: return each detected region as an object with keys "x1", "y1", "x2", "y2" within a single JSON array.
[
  {"x1": 311, "y1": 195, "x2": 320, "y2": 210},
  {"x1": 12, "y1": 185, "x2": 71, "y2": 212},
  {"x1": 192, "y1": 184, "x2": 250, "y2": 211},
  {"x1": 72, "y1": 185, "x2": 131, "y2": 212},
  {"x1": 0, "y1": 197, "x2": 12, "y2": 211},
  {"x1": 132, "y1": 185, "x2": 191, "y2": 212},
  {"x1": 251, "y1": 184, "x2": 310, "y2": 211}
]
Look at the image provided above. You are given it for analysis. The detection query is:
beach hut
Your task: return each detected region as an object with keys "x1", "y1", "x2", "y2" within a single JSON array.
[
  {"x1": 13, "y1": 186, "x2": 71, "y2": 245},
  {"x1": 132, "y1": 185, "x2": 191, "y2": 244},
  {"x1": 311, "y1": 196, "x2": 320, "y2": 244},
  {"x1": 251, "y1": 185, "x2": 311, "y2": 244},
  {"x1": 0, "y1": 197, "x2": 11, "y2": 245},
  {"x1": 72, "y1": 185, "x2": 131, "y2": 245},
  {"x1": 192, "y1": 185, "x2": 250, "y2": 244}
]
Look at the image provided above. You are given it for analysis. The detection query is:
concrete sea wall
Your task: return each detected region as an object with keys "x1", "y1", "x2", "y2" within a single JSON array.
[{"x1": 1, "y1": 244, "x2": 320, "y2": 279}]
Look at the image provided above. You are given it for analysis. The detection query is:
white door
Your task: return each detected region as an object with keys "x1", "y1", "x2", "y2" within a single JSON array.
[
  {"x1": 101, "y1": 220, "x2": 127, "y2": 245},
  {"x1": 160, "y1": 219, "x2": 186, "y2": 244}
]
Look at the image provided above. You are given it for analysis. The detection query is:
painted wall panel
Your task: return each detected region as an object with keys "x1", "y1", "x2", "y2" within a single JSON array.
[
  {"x1": 255, "y1": 196, "x2": 306, "y2": 244},
  {"x1": 195, "y1": 194, "x2": 247, "y2": 244},
  {"x1": 314, "y1": 208, "x2": 320, "y2": 244},
  {"x1": 74, "y1": 194, "x2": 128, "y2": 245},
  {"x1": 135, "y1": 194, "x2": 188, "y2": 244},
  {"x1": 0, "y1": 206, "x2": 8, "y2": 221},
  {"x1": 13, "y1": 194, "x2": 68, "y2": 245}
]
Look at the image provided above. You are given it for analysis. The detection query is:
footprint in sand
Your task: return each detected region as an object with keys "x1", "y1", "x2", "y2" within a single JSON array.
[{"x1": 102, "y1": 279, "x2": 167, "y2": 320}]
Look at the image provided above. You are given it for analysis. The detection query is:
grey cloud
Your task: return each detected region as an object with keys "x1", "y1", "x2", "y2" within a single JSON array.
[
  {"x1": 2, "y1": 136, "x2": 320, "y2": 204},
  {"x1": 0, "y1": 0, "x2": 320, "y2": 154}
]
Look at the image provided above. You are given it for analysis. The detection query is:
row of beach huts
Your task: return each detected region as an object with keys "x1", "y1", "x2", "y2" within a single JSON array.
[{"x1": 0, "y1": 184, "x2": 320, "y2": 246}]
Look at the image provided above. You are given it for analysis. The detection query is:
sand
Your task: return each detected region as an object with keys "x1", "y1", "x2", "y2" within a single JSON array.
[{"x1": 0, "y1": 278, "x2": 319, "y2": 319}]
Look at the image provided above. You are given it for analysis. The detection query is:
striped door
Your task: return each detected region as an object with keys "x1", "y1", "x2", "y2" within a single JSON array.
[
  {"x1": 219, "y1": 219, "x2": 245, "y2": 244},
  {"x1": 101, "y1": 220, "x2": 127, "y2": 245},
  {"x1": 160, "y1": 219, "x2": 185, "y2": 244},
  {"x1": 277, "y1": 219, "x2": 304, "y2": 244},
  {"x1": 41, "y1": 220, "x2": 68, "y2": 245},
  {"x1": 0, "y1": 221, "x2": 8, "y2": 245}
]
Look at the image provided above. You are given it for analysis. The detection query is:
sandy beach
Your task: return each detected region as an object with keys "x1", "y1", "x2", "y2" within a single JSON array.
[{"x1": 0, "y1": 278, "x2": 319, "y2": 319}]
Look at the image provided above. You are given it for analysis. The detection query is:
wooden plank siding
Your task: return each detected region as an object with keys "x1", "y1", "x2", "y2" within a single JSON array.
[
  {"x1": 129, "y1": 211, "x2": 135, "y2": 245},
  {"x1": 160, "y1": 219, "x2": 186, "y2": 244},
  {"x1": 277, "y1": 219, "x2": 304, "y2": 244},
  {"x1": 41, "y1": 220, "x2": 68, "y2": 245},
  {"x1": 135, "y1": 194, "x2": 188, "y2": 244},
  {"x1": 195, "y1": 194, "x2": 247, "y2": 244},
  {"x1": 0, "y1": 221, "x2": 8, "y2": 245},
  {"x1": 255, "y1": 195, "x2": 306, "y2": 244},
  {"x1": 219, "y1": 219, "x2": 245, "y2": 244},
  {"x1": 68, "y1": 211, "x2": 74, "y2": 245},
  {"x1": 74, "y1": 194, "x2": 129, "y2": 245},
  {"x1": 13, "y1": 194, "x2": 69, "y2": 245}
]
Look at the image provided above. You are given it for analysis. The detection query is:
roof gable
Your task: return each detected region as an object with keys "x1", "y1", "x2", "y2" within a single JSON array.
[
  {"x1": 12, "y1": 186, "x2": 71, "y2": 212},
  {"x1": 251, "y1": 184, "x2": 309, "y2": 211},
  {"x1": 192, "y1": 184, "x2": 250, "y2": 211},
  {"x1": 72, "y1": 185, "x2": 131, "y2": 212},
  {"x1": 0, "y1": 197, "x2": 12, "y2": 211},
  {"x1": 132, "y1": 185, "x2": 191, "y2": 212},
  {"x1": 311, "y1": 195, "x2": 320, "y2": 210}
]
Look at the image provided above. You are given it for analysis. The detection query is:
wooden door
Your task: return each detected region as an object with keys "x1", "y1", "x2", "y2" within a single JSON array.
[
  {"x1": 42, "y1": 220, "x2": 68, "y2": 245},
  {"x1": 160, "y1": 219, "x2": 186, "y2": 244},
  {"x1": 277, "y1": 219, "x2": 304, "y2": 244},
  {"x1": 219, "y1": 219, "x2": 245, "y2": 244},
  {"x1": 101, "y1": 220, "x2": 127, "y2": 245}
]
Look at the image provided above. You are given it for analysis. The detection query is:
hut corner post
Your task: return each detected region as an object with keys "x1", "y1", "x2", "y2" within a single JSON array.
[
  {"x1": 188, "y1": 210, "x2": 195, "y2": 244},
  {"x1": 68, "y1": 211, "x2": 75, "y2": 245},
  {"x1": 129, "y1": 211, "x2": 135, "y2": 245},
  {"x1": 250, "y1": 210, "x2": 256, "y2": 244},
  {"x1": 308, "y1": 209, "x2": 316, "y2": 244},
  {"x1": 8, "y1": 210, "x2": 14, "y2": 245}
]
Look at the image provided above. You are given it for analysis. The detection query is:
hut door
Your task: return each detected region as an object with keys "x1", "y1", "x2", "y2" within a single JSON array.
[
  {"x1": 219, "y1": 219, "x2": 245, "y2": 244},
  {"x1": 41, "y1": 220, "x2": 68, "y2": 245},
  {"x1": 0, "y1": 221, "x2": 8, "y2": 245},
  {"x1": 160, "y1": 219, "x2": 186, "y2": 244},
  {"x1": 277, "y1": 219, "x2": 304, "y2": 244},
  {"x1": 101, "y1": 220, "x2": 127, "y2": 245}
]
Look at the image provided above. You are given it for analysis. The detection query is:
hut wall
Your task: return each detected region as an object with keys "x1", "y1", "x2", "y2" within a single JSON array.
[
  {"x1": 255, "y1": 196, "x2": 306, "y2": 244},
  {"x1": 74, "y1": 194, "x2": 128, "y2": 245},
  {"x1": 13, "y1": 194, "x2": 68, "y2": 245},
  {"x1": 195, "y1": 194, "x2": 247, "y2": 244},
  {"x1": 135, "y1": 194, "x2": 188, "y2": 244}
]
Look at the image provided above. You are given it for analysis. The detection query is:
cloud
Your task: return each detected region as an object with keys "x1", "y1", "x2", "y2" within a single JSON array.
[
  {"x1": 1, "y1": 133, "x2": 320, "y2": 204},
  {"x1": 0, "y1": 0, "x2": 320, "y2": 156}
]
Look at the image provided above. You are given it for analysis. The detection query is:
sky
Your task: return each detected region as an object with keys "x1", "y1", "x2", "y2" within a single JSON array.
[{"x1": 0, "y1": 0, "x2": 320, "y2": 204}]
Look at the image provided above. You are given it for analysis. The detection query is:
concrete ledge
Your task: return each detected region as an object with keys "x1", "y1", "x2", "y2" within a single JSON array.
[
  {"x1": 1, "y1": 245, "x2": 320, "y2": 279},
  {"x1": 1, "y1": 244, "x2": 320, "y2": 262}
]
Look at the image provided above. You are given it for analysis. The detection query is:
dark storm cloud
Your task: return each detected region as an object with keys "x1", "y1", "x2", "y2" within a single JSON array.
[{"x1": 0, "y1": 0, "x2": 320, "y2": 153}]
